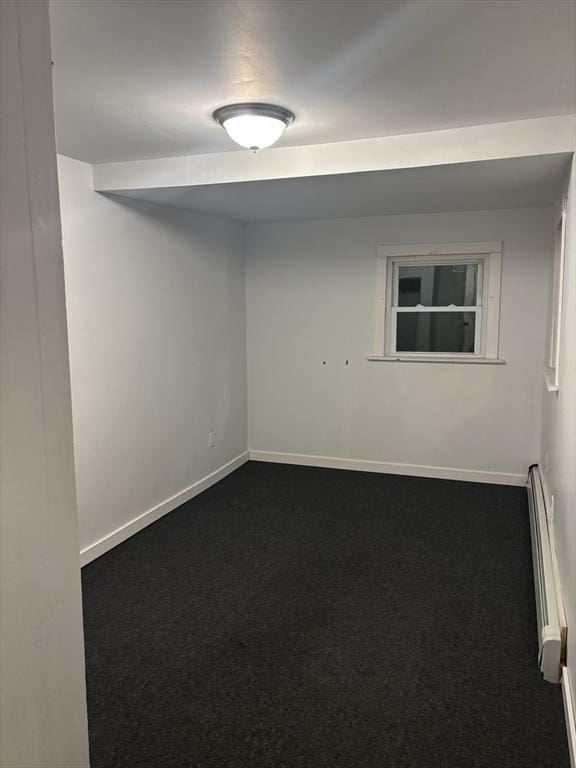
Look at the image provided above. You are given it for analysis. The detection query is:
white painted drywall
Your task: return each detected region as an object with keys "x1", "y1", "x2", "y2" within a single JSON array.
[
  {"x1": 92, "y1": 115, "x2": 576, "y2": 193},
  {"x1": 246, "y1": 208, "x2": 553, "y2": 478},
  {"x1": 97, "y1": 154, "x2": 571, "y2": 223},
  {"x1": 57, "y1": 155, "x2": 247, "y2": 555},
  {"x1": 49, "y1": 0, "x2": 575, "y2": 164},
  {"x1": 0, "y1": 2, "x2": 89, "y2": 766},
  {"x1": 540, "y1": 157, "x2": 576, "y2": 730}
]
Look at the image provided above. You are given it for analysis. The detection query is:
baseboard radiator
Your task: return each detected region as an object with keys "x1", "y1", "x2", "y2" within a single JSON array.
[{"x1": 527, "y1": 465, "x2": 565, "y2": 684}]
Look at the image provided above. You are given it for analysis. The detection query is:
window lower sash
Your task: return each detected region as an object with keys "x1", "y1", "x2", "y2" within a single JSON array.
[{"x1": 390, "y1": 306, "x2": 482, "y2": 355}]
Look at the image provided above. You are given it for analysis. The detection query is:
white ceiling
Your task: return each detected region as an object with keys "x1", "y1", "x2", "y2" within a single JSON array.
[
  {"x1": 106, "y1": 154, "x2": 571, "y2": 222},
  {"x1": 49, "y1": 0, "x2": 576, "y2": 164}
]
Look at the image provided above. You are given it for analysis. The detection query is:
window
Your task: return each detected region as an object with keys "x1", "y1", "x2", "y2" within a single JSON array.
[
  {"x1": 545, "y1": 197, "x2": 567, "y2": 392},
  {"x1": 370, "y1": 242, "x2": 503, "y2": 363}
]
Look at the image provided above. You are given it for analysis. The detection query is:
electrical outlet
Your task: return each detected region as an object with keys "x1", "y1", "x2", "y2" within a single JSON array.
[{"x1": 208, "y1": 430, "x2": 215, "y2": 448}]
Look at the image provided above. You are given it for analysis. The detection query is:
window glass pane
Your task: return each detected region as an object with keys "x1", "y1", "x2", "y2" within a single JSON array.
[
  {"x1": 398, "y1": 264, "x2": 478, "y2": 306},
  {"x1": 396, "y1": 311, "x2": 476, "y2": 353}
]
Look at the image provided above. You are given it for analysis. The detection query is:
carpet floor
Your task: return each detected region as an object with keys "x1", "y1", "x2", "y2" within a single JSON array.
[{"x1": 82, "y1": 461, "x2": 570, "y2": 768}]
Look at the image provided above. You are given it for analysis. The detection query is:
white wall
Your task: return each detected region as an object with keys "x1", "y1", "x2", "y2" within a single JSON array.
[
  {"x1": 93, "y1": 115, "x2": 576, "y2": 192},
  {"x1": 246, "y1": 208, "x2": 553, "y2": 481},
  {"x1": 540, "y1": 158, "x2": 576, "y2": 738},
  {"x1": 0, "y1": 2, "x2": 89, "y2": 766},
  {"x1": 57, "y1": 156, "x2": 247, "y2": 559}
]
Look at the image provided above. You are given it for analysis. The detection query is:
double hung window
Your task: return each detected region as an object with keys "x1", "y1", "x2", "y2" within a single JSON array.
[{"x1": 372, "y1": 242, "x2": 503, "y2": 363}]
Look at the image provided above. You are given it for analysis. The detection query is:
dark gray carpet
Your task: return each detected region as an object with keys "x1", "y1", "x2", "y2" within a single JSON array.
[{"x1": 82, "y1": 462, "x2": 569, "y2": 768}]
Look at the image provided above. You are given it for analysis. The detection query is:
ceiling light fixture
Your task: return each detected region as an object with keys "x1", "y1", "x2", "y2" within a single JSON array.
[{"x1": 213, "y1": 103, "x2": 295, "y2": 152}]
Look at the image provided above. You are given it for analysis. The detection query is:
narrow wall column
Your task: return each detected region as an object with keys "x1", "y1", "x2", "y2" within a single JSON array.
[{"x1": 0, "y1": 1, "x2": 90, "y2": 765}]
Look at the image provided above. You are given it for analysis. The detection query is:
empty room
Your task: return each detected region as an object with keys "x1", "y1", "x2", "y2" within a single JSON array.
[{"x1": 1, "y1": 1, "x2": 575, "y2": 767}]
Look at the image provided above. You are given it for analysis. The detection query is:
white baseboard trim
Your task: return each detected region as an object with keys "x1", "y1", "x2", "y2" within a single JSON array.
[
  {"x1": 248, "y1": 450, "x2": 526, "y2": 487},
  {"x1": 80, "y1": 452, "x2": 249, "y2": 566},
  {"x1": 563, "y1": 668, "x2": 576, "y2": 768}
]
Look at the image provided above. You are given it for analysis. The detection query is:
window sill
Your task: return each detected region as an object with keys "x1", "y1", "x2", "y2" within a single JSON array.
[
  {"x1": 367, "y1": 355, "x2": 506, "y2": 365},
  {"x1": 544, "y1": 369, "x2": 560, "y2": 393}
]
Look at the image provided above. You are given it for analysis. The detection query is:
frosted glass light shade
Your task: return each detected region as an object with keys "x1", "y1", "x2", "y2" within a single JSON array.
[
  {"x1": 213, "y1": 104, "x2": 294, "y2": 151},
  {"x1": 222, "y1": 114, "x2": 287, "y2": 150}
]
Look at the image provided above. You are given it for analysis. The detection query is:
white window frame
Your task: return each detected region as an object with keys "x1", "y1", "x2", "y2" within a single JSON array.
[
  {"x1": 544, "y1": 197, "x2": 567, "y2": 393},
  {"x1": 369, "y1": 241, "x2": 503, "y2": 364}
]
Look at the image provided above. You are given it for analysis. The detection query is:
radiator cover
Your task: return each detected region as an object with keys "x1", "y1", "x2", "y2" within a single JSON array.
[{"x1": 527, "y1": 465, "x2": 564, "y2": 684}]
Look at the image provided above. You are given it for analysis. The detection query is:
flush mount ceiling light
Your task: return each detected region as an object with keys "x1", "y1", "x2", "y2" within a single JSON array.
[{"x1": 213, "y1": 103, "x2": 295, "y2": 151}]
